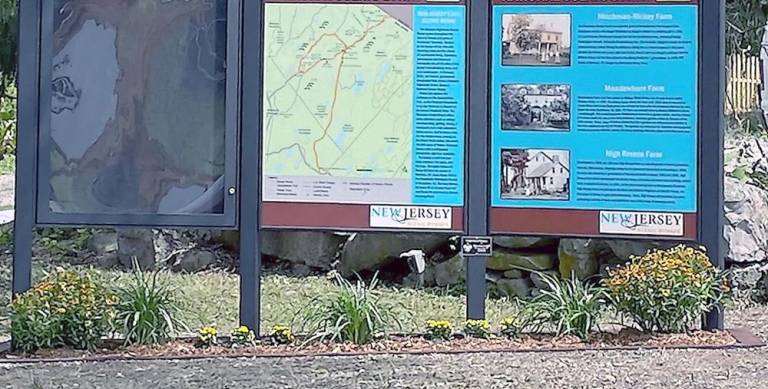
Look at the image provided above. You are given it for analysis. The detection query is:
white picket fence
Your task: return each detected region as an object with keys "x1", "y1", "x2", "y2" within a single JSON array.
[{"x1": 727, "y1": 53, "x2": 762, "y2": 114}]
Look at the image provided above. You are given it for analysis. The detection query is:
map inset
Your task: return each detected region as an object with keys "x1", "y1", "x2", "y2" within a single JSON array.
[{"x1": 263, "y1": 4, "x2": 413, "y2": 181}]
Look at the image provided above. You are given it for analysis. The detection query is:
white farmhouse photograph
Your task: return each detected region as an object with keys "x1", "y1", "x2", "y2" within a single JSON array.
[
  {"x1": 501, "y1": 148, "x2": 570, "y2": 200},
  {"x1": 502, "y1": 14, "x2": 571, "y2": 66}
]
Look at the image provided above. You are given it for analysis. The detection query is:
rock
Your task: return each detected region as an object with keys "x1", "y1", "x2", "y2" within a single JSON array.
[
  {"x1": 558, "y1": 239, "x2": 601, "y2": 280},
  {"x1": 730, "y1": 264, "x2": 766, "y2": 290},
  {"x1": 291, "y1": 264, "x2": 312, "y2": 277},
  {"x1": 493, "y1": 236, "x2": 558, "y2": 250},
  {"x1": 724, "y1": 177, "x2": 768, "y2": 263},
  {"x1": 153, "y1": 230, "x2": 214, "y2": 264},
  {"x1": 262, "y1": 231, "x2": 346, "y2": 269},
  {"x1": 486, "y1": 251, "x2": 556, "y2": 271},
  {"x1": 339, "y1": 233, "x2": 449, "y2": 277},
  {"x1": 604, "y1": 240, "x2": 672, "y2": 261},
  {"x1": 96, "y1": 252, "x2": 119, "y2": 269},
  {"x1": 530, "y1": 270, "x2": 559, "y2": 290},
  {"x1": 486, "y1": 271, "x2": 504, "y2": 283},
  {"x1": 496, "y1": 278, "x2": 533, "y2": 299},
  {"x1": 152, "y1": 230, "x2": 175, "y2": 264},
  {"x1": 117, "y1": 229, "x2": 156, "y2": 270},
  {"x1": 172, "y1": 249, "x2": 216, "y2": 273},
  {"x1": 422, "y1": 265, "x2": 436, "y2": 287},
  {"x1": 599, "y1": 263, "x2": 622, "y2": 277},
  {"x1": 433, "y1": 255, "x2": 465, "y2": 286},
  {"x1": 215, "y1": 230, "x2": 240, "y2": 252},
  {"x1": 402, "y1": 273, "x2": 423, "y2": 288},
  {"x1": 503, "y1": 269, "x2": 524, "y2": 279},
  {"x1": 87, "y1": 231, "x2": 117, "y2": 256}
]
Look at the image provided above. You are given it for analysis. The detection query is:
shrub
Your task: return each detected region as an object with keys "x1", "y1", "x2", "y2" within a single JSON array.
[
  {"x1": 521, "y1": 272, "x2": 605, "y2": 340},
  {"x1": 196, "y1": 326, "x2": 218, "y2": 348},
  {"x1": 269, "y1": 324, "x2": 295, "y2": 345},
  {"x1": 0, "y1": 85, "x2": 16, "y2": 161},
  {"x1": 499, "y1": 316, "x2": 522, "y2": 338},
  {"x1": 463, "y1": 319, "x2": 491, "y2": 339},
  {"x1": 38, "y1": 229, "x2": 91, "y2": 256},
  {"x1": 11, "y1": 269, "x2": 117, "y2": 352},
  {"x1": 0, "y1": 225, "x2": 10, "y2": 247},
  {"x1": 605, "y1": 245, "x2": 729, "y2": 333},
  {"x1": 297, "y1": 273, "x2": 399, "y2": 345},
  {"x1": 231, "y1": 325, "x2": 256, "y2": 347},
  {"x1": 113, "y1": 260, "x2": 186, "y2": 345},
  {"x1": 425, "y1": 320, "x2": 452, "y2": 341}
]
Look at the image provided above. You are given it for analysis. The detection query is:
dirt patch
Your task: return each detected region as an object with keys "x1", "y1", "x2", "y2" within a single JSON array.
[
  {"x1": 0, "y1": 306, "x2": 766, "y2": 388},
  {"x1": 0, "y1": 329, "x2": 742, "y2": 363}
]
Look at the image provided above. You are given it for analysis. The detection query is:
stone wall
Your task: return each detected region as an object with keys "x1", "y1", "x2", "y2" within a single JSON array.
[
  {"x1": 249, "y1": 176, "x2": 768, "y2": 295},
  {"x1": 78, "y1": 169, "x2": 768, "y2": 296}
]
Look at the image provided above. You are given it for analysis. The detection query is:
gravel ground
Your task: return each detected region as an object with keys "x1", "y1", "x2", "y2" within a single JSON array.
[{"x1": 0, "y1": 304, "x2": 767, "y2": 388}]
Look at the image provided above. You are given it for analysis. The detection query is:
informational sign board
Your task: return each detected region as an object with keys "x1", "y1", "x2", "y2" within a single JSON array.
[
  {"x1": 260, "y1": 0, "x2": 467, "y2": 231},
  {"x1": 13, "y1": 0, "x2": 725, "y2": 334},
  {"x1": 489, "y1": 0, "x2": 699, "y2": 239},
  {"x1": 34, "y1": 0, "x2": 238, "y2": 227}
]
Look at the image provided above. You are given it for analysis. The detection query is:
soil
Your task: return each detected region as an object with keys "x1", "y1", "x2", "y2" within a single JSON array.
[
  {"x1": 0, "y1": 330, "x2": 740, "y2": 362},
  {"x1": 0, "y1": 308, "x2": 765, "y2": 388}
]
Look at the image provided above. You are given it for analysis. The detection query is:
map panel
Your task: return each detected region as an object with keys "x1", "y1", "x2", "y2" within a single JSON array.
[
  {"x1": 47, "y1": 0, "x2": 227, "y2": 216},
  {"x1": 262, "y1": 1, "x2": 466, "y2": 206}
]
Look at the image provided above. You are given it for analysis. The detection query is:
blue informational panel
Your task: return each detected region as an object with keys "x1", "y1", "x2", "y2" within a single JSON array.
[
  {"x1": 490, "y1": 0, "x2": 700, "y2": 239},
  {"x1": 412, "y1": 5, "x2": 466, "y2": 207}
]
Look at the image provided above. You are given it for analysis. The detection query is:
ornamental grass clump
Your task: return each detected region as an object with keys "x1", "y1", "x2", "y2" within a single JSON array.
[
  {"x1": 113, "y1": 259, "x2": 186, "y2": 346},
  {"x1": 463, "y1": 319, "x2": 491, "y2": 339},
  {"x1": 425, "y1": 320, "x2": 453, "y2": 341},
  {"x1": 521, "y1": 272, "x2": 606, "y2": 340},
  {"x1": 11, "y1": 269, "x2": 118, "y2": 352},
  {"x1": 297, "y1": 273, "x2": 399, "y2": 345},
  {"x1": 604, "y1": 245, "x2": 729, "y2": 333}
]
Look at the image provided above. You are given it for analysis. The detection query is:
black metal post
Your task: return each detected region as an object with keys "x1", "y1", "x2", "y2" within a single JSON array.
[
  {"x1": 700, "y1": 0, "x2": 726, "y2": 331},
  {"x1": 12, "y1": 0, "x2": 41, "y2": 296},
  {"x1": 239, "y1": 0, "x2": 262, "y2": 333},
  {"x1": 465, "y1": 0, "x2": 491, "y2": 320}
]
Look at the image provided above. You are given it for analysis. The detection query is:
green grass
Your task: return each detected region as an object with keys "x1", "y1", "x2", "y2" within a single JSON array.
[
  {"x1": 0, "y1": 155, "x2": 13, "y2": 175},
  {"x1": 0, "y1": 258, "x2": 520, "y2": 338}
]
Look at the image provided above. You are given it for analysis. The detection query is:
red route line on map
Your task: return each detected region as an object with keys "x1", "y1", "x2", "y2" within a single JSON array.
[{"x1": 289, "y1": 16, "x2": 390, "y2": 173}]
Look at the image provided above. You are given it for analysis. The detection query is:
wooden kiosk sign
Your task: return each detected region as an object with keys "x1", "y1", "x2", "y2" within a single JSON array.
[{"x1": 13, "y1": 0, "x2": 725, "y2": 333}]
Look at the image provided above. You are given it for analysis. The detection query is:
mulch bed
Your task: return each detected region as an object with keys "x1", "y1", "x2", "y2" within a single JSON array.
[{"x1": 0, "y1": 328, "x2": 762, "y2": 363}]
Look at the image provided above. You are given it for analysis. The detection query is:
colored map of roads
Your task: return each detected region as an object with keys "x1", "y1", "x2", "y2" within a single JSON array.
[{"x1": 263, "y1": 3, "x2": 413, "y2": 180}]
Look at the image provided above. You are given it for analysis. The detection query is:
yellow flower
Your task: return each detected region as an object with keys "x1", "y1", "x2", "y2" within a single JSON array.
[{"x1": 501, "y1": 317, "x2": 517, "y2": 328}]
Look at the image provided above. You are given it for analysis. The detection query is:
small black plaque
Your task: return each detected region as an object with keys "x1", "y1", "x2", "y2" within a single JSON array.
[{"x1": 460, "y1": 236, "x2": 493, "y2": 256}]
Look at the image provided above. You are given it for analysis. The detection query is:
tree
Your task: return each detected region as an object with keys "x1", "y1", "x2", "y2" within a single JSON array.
[
  {"x1": 501, "y1": 85, "x2": 531, "y2": 129},
  {"x1": 0, "y1": 0, "x2": 15, "y2": 98},
  {"x1": 726, "y1": 0, "x2": 768, "y2": 56},
  {"x1": 505, "y1": 15, "x2": 541, "y2": 53}
]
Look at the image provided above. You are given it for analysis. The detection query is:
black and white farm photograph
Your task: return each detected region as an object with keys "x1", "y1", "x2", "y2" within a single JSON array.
[
  {"x1": 501, "y1": 13, "x2": 571, "y2": 66},
  {"x1": 501, "y1": 83, "x2": 571, "y2": 131},
  {"x1": 501, "y1": 148, "x2": 570, "y2": 200}
]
